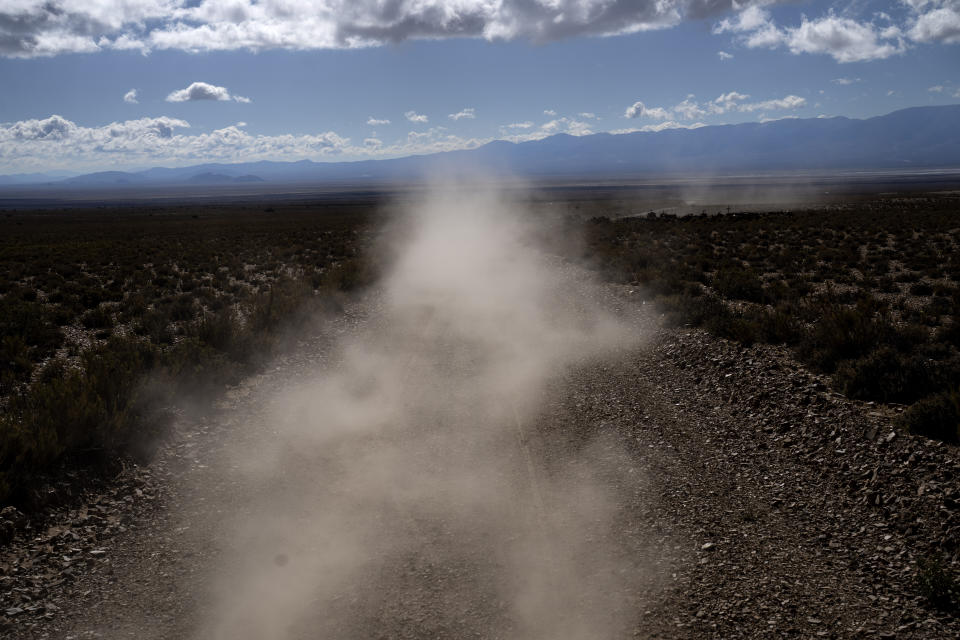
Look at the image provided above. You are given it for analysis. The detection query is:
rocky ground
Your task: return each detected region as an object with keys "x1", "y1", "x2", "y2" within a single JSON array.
[{"x1": 1, "y1": 286, "x2": 958, "y2": 639}]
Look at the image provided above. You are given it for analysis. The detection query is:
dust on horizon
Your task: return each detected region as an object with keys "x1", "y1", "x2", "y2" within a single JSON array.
[{"x1": 199, "y1": 182, "x2": 659, "y2": 639}]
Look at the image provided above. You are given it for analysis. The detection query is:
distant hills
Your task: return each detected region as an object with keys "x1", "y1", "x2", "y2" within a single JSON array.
[{"x1": 3, "y1": 105, "x2": 959, "y2": 188}]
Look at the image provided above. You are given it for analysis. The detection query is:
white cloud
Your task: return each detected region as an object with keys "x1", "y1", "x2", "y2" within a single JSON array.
[
  {"x1": 714, "y1": 7, "x2": 909, "y2": 63},
  {"x1": 714, "y1": 90, "x2": 749, "y2": 110},
  {"x1": 609, "y1": 121, "x2": 706, "y2": 134},
  {"x1": 909, "y1": 5, "x2": 960, "y2": 44},
  {"x1": 543, "y1": 109, "x2": 557, "y2": 116},
  {"x1": 503, "y1": 121, "x2": 534, "y2": 129},
  {"x1": 831, "y1": 77, "x2": 861, "y2": 85},
  {"x1": 367, "y1": 117, "x2": 391, "y2": 126},
  {"x1": 578, "y1": 112, "x2": 597, "y2": 119},
  {"x1": 448, "y1": 107, "x2": 476, "y2": 120},
  {"x1": 717, "y1": 50, "x2": 733, "y2": 60},
  {"x1": 627, "y1": 90, "x2": 804, "y2": 122},
  {"x1": 405, "y1": 110, "x2": 428, "y2": 123},
  {"x1": 166, "y1": 81, "x2": 250, "y2": 103},
  {"x1": 640, "y1": 120, "x2": 706, "y2": 132},
  {"x1": 955, "y1": 88, "x2": 960, "y2": 98},
  {"x1": 1, "y1": 0, "x2": 762, "y2": 59},
  {"x1": 123, "y1": 88, "x2": 139, "y2": 104},
  {"x1": 0, "y1": 113, "x2": 360, "y2": 172},
  {"x1": 713, "y1": 6, "x2": 771, "y2": 34},
  {"x1": 785, "y1": 14, "x2": 906, "y2": 62},
  {"x1": 737, "y1": 94, "x2": 805, "y2": 112},
  {"x1": 929, "y1": 84, "x2": 945, "y2": 92},
  {"x1": 624, "y1": 101, "x2": 671, "y2": 119},
  {"x1": 672, "y1": 97, "x2": 709, "y2": 120},
  {"x1": 500, "y1": 116, "x2": 595, "y2": 143},
  {"x1": 3, "y1": 0, "x2": 958, "y2": 60}
]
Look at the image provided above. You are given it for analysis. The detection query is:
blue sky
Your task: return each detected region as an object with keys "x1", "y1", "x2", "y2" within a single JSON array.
[{"x1": 0, "y1": 0, "x2": 958, "y2": 173}]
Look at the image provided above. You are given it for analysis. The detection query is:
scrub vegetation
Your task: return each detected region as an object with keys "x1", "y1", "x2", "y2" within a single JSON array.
[
  {"x1": 581, "y1": 193, "x2": 960, "y2": 444},
  {"x1": 0, "y1": 203, "x2": 377, "y2": 505}
]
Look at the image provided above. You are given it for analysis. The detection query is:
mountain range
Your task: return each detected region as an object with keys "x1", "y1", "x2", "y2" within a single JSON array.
[{"x1": 3, "y1": 105, "x2": 959, "y2": 188}]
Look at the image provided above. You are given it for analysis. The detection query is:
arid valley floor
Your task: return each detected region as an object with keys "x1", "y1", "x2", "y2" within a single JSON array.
[{"x1": 2, "y1": 183, "x2": 959, "y2": 639}]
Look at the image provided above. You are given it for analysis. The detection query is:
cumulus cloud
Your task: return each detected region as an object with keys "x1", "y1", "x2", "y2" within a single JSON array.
[
  {"x1": 540, "y1": 117, "x2": 590, "y2": 135},
  {"x1": 502, "y1": 121, "x2": 534, "y2": 130},
  {"x1": 609, "y1": 121, "x2": 706, "y2": 134},
  {"x1": 0, "y1": 114, "x2": 356, "y2": 171},
  {"x1": 625, "y1": 90, "x2": 804, "y2": 122},
  {"x1": 712, "y1": 5, "x2": 944, "y2": 63},
  {"x1": 0, "y1": 113, "x2": 507, "y2": 172},
  {"x1": 714, "y1": 90, "x2": 750, "y2": 110},
  {"x1": 831, "y1": 77, "x2": 861, "y2": 85},
  {"x1": 909, "y1": 4, "x2": 960, "y2": 44},
  {"x1": 1, "y1": 0, "x2": 781, "y2": 58},
  {"x1": 405, "y1": 110, "x2": 429, "y2": 123},
  {"x1": 929, "y1": 84, "x2": 945, "y2": 92},
  {"x1": 166, "y1": 82, "x2": 250, "y2": 103},
  {"x1": 367, "y1": 117, "x2": 391, "y2": 126},
  {"x1": 123, "y1": 88, "x2": 138, "y2": 104},
  {"x1": 5, "y1": 1, "x2": 959, "y2": 60},
  {"x1": 500, "y1": 115, "x2": 595, "y2": 142},
  {"x1": 543, "y1": 109, "x2": 557, "y2": 116},
  {"x1": 737, "y1": 94, "x2": 805, "y2": 112},
  {"x1": 448, "y1": 107, "x2": 476, "y2": 120},
  {"x1": 717, "y1": 50, "x2": 733, "y2": 59},
  {"x1": 785, "y1": 14, "x2": 906, "y2": 62},
  {"x1": 624, "y1": 101, "x2": 670, "y2": 119}
]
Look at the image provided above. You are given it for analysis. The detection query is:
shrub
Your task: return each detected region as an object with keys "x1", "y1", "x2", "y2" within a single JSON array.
[
  {"x1": 0, "y1": 298, "x2": 63, "y2": 358},
  {"x1": 705, "y1": 307, "x2": 760, "y2": 346},
  {"x1": 80, "y1": 306, "x2": 114, "y2": 329},
  {"x1": 834, "y1": 347, "x2": 936, "y2": 404},
  {"x1": 133, "y1": 309, "x2": 173, "y2": 344},
  {"x1": 910, "y1": 282, "x2": 935, "y2": 296},
  {"x1": 796, "y1": 303, "x2": 881, "y2": 373},
  {"x1": 0, "y1": 335, "x2": 33, "y2": 392},
  {"x1": 896, "y1": 390, "x2": 960, "y2": 443},
  {"x1": 0, "y1": 337, "x2": 171, "y2": 503},
  {"x1": 756, "y1": 306, "x2": 801, "y2": 345},
  {"x1": 917, "y1": 556, "x2": 959, "y2": 612},
  {"x1": 712, "y1": 265, "x2": 766, "y2": 302},
  {"x1": 249, "y1": 276, "x2": 314, "y2": 332}
]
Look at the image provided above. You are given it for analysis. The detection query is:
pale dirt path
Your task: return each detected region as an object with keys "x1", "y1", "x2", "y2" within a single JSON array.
[{"x1": 6, "y1": 288, "x2": 960, "y2": 640}]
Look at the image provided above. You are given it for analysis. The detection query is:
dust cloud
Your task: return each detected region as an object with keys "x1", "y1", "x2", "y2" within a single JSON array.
[{"x1": 201, "y1": 184, "x2": 654, "y2": 639}]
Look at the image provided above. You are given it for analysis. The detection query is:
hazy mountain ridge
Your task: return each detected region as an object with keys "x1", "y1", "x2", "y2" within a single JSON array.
[{"x1": 4, "y1": 105, "x2": 959, "y2": 187}]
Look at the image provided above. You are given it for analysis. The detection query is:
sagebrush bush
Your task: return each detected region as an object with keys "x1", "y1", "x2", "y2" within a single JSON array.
[
  {"x1": 80, "y1": 306, "x2": 114, "y2": 329},
  {"x1": 834, "y1": 347, "x2": 935, "y2": 404},
  {"x1": 712, "y1": 265, "x2": 766, "y2": 303},
  {"x1": 797, "y1": 303, "x2": 882, "y2": 373},
  {"x1": 896, "y1": 390, "x2": 960, "y2": 444},
  {"x1": 0, "y1": 337, "x2": 171, "y2": 502},
  {"x1": 917, "y1": 556, "x2": 959, "y2": 612}
]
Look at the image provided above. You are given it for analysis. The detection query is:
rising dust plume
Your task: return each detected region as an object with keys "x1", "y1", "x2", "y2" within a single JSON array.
[{"x1": 202, "y1": 184, "x2": 656, "y2": 639}]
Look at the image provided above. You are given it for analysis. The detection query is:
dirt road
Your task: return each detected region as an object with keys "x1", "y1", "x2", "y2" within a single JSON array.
[{"x1": 3, "y1": 280, "x2": 960, "y2": 639}]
